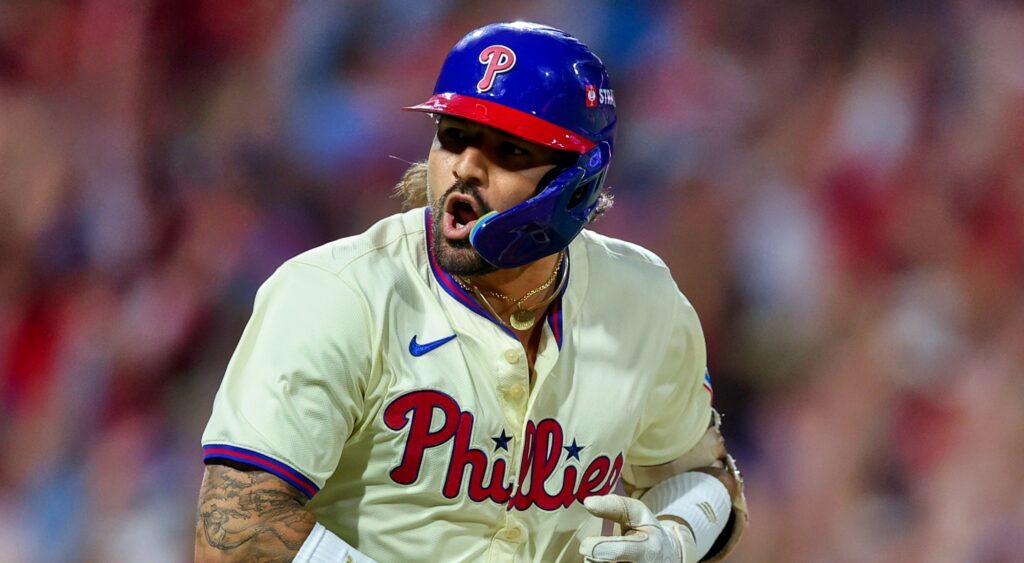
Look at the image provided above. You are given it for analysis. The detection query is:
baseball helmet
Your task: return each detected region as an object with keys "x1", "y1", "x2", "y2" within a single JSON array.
[{"x1": 406, "y1": 21, "x2": 617, "y2": 268}]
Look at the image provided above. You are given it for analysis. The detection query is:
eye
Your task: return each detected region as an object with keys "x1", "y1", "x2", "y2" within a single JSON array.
[
  {"x1": 440, "y1": 126, "x2": 468, "y2": 142},
  {"x1": 438, "y1": 124, "x2": 472, "y2": 150},
  {"x1": 500, "y1": 142, "x2": 529, "y2": 157}
]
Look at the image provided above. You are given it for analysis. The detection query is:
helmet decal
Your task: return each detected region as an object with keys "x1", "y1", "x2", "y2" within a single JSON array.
[
  {"x1": 599, "y1": 88, "x2": 616, "y2": 107},
  {"x1": 585, "y1": 85, "x2": 598, "y2": 108},
  {"x1": 477, "y1": 45, "x2": 516, "y2": 92}
]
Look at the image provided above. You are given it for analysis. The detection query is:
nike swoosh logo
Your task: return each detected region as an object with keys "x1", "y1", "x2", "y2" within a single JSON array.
[{"x1": 409, "y1": 334, "x2": 457, "y2": 357}]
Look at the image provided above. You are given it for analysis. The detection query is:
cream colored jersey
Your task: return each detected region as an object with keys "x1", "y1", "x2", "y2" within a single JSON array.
[{"x1": 202, "y1": 207, "x2": 712, "y2": 563}]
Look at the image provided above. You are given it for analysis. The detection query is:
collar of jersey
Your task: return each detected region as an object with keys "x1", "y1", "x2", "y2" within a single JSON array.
[{"x1": 424, "y1": 208, "x2": 568, "y2": 347}]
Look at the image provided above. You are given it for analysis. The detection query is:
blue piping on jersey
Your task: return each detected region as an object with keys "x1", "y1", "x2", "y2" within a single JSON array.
[{"x1": 202, "y1": 444, "x2": 319, "y2": 499}]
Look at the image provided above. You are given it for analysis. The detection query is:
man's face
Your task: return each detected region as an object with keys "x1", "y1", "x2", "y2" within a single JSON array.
[{"x1": 427, "y1": 116, "x2": 574, "y2": 276}]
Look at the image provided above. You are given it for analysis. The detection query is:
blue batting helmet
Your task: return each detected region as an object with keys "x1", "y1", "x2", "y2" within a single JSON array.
[{"x1": 406, "y1": 21, "x2": 617, "y2": 268}]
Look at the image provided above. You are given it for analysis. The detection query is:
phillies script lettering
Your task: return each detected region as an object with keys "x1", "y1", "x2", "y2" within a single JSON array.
[{"x1": 384, "y1": 390, "x2": 623, "y2": 511}]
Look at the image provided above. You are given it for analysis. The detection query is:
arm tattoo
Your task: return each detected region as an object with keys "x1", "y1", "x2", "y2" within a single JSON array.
[{"x1": 195, "y1": 463, "x2": 316, "y2": 563}]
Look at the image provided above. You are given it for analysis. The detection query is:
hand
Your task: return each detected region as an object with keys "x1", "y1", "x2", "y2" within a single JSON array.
[{"x1": 579, "y1": 494, "x2": 697, "y2": 563}]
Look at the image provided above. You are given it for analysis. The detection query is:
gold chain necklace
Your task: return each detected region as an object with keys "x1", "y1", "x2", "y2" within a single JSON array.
[{"x1": 456, "y1": 252, "x2": 564, "y2": 331}]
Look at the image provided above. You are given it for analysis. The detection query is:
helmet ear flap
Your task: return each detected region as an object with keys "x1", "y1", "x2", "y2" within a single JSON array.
[
  {"x1": 568, "y1": 181, "x2": 591, "y2": 209},
  {"x1": 567, "y1": 142, "x2": 611, "y2": 221},
  {"x1": 568, "y1": 171, "x2": 605, "y2": 212},
  {"x1": 536, "y1": 165, "x2": 568, "y2": 196},
  {"x1": 469, "y1": 142, "x2": 611, "y2": 269},
  {"x1": 534, "y1": 158, "x2": 603, "y2": 219}
]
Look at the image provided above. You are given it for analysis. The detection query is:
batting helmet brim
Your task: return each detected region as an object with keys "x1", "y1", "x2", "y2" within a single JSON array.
[{"x1": 404, "y1": 93, "x2": 597, "y2": 154}]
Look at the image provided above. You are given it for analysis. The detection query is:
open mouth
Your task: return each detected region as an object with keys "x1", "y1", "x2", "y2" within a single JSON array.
[{"x1": 443, "y1": 193, "x2": 483, "y2": 240}]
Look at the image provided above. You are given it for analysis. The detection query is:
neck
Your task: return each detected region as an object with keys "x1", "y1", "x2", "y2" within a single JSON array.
[{"x1": 468, "y1": 252, "x2": 562, "y2": 306}]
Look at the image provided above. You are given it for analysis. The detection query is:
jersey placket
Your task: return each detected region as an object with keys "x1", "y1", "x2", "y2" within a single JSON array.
[
  {"x1": 423, "y1": 232, "x2": 533, "y2": 561},
  {"x1": 429, "y1": 294, "x2": 563, "y2": 561},
  {"x1": 492, "y1": 320, "x2": 563, "y2": 561},
  {"x1": 422, "y1": 209, "x2": 593, "y2": 561},
  {"x1": 429, "y1": 296, "x2": 533, "y2": 561}
]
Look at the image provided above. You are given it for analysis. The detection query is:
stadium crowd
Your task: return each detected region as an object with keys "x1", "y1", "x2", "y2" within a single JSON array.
[{"x1": 1, "y1": 1, "x2": 1022, "y2": 561}]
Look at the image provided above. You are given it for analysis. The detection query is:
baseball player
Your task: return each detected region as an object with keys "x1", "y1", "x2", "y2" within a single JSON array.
[{"x1": 196, "y1": 22, "x2": 747, "y2": 563}]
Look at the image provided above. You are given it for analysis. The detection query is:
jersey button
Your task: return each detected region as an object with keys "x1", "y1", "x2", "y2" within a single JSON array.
[
  {"x1": 504, "y1": 527, "x2": 522, "y2": 540},
  {"x1": 503, "y1": 349, "x2": 521, "y2": 364},
  {"x1": 505, "y1": 383, "x2": 526, "y2": 402}
]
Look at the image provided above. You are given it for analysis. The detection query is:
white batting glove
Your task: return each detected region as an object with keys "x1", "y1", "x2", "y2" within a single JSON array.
[{"x1": 579, "y1": 494, "x2": 698, "y2": 563}]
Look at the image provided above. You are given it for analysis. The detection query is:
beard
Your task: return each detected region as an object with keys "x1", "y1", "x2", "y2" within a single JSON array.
[{"x1": 430, "y1": 181, "x2": 499, "y2": 277}]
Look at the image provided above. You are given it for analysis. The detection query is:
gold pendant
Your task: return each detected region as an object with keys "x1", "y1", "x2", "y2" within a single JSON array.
[{"x1": 510, "y1": 309, "x2": 536, "y2": 331}]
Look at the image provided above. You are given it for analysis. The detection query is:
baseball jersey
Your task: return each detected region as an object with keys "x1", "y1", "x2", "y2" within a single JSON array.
[{"x1": 202, "y1": 207, "x2": 712, "y2": 563}]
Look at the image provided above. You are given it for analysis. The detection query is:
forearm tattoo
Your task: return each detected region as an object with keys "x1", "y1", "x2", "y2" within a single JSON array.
[{"x1": 195, "y1": 463, "x2": 316, "y2": 562}]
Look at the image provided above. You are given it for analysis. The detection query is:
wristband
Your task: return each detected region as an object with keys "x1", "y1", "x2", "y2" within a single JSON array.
[
  {"x1": 641, "y1": 471, "x2": 731, "y2": 559},
  {"x1": 293, "y1": 523, "x2": 378, "y2": 563}
]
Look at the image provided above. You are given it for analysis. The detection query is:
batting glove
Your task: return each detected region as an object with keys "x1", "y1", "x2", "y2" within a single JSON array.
[{"x1": 579, "y1": 494, "x2": 698, "y2": 563}]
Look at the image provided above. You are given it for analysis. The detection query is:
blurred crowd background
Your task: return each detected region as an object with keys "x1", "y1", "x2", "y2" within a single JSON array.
[{"x1": 1, "y1": 1, "x2": 1022, "y2": 561}]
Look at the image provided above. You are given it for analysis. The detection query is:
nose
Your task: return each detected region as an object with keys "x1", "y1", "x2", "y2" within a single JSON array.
[{"x1": 452, "y1": 145, "x2": 488, "y2": 187}]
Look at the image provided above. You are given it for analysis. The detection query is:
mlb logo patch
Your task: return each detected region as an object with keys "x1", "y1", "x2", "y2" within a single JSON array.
[{"x1": 585, "y1": 84, "x2": 598, "y2": 108}]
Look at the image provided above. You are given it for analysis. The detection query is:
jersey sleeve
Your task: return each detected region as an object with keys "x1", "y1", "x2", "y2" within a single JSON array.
[
  {"x1": 625, "y1": 288, "x2": 712, "y2": 467},
  {"x1": 201, "y1": 259, "x2": 373, "y2": 498}
]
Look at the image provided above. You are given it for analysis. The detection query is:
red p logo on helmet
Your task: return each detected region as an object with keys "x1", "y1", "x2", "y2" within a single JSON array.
[{"x1": 477, "y1": 45, "x2": 516, "y2": 92}]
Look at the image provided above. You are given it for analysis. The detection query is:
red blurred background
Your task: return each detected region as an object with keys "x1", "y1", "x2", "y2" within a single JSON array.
[{"x1": 1, "y1": 1, "x2": 1022, "y2": 561}]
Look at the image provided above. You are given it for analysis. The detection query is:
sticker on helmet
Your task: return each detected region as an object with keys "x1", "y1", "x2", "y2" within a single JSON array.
[
  {"x1": 477, "y1": 45, "x2": 516, "y2": 92},
  {"x1": 585, "y1": 86, "x2": 615, "y2": 108},
  {"x1": 599, "y1": 88, "x2": 616, "y2": 107}
]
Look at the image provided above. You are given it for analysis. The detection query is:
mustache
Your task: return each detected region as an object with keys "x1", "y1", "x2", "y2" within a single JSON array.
[{"x1": 442, "y1": 180, "x2": 493, "y2": 214}]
